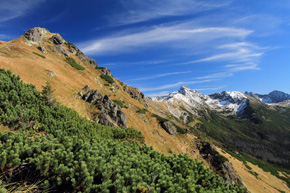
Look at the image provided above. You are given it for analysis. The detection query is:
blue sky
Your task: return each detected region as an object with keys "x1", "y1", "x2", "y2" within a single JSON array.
[{"x1": 1, "y1": 0, "x2": 290, "y2": 96}]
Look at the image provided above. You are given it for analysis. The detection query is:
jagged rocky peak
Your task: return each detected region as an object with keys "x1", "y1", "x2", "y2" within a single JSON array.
[
  {"x1": 24, "y1": 27, "x2": 50, "y2": 44},
  {"x1": 22, "y1": 27, "x2": 98, "y2": 67}
]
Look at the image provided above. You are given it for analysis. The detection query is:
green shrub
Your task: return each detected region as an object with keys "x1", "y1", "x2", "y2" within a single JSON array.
[
  {"x1": 33, "y1": 52, "x2": 46, "y2": 58},
  {"x1": 136, "y1": 108, "x2": 148, "y2": 114},
  {"x1": 112, "y1": 100, "x2": 124, "y2": 107},
  {"x1": 95, "y1": 66, "x2": 106, "y2": 70},
  {"x1": 100, "y1": 74, "x2": 115, "y2": 83},
  {"x1": 104, "y1": 83, "x2": 110, "y2": 86},
  {"x1": 64, "y1": 57, "x2": 85, "y2": 70}
]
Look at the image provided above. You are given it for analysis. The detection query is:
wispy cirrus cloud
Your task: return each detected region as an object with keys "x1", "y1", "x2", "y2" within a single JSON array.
[
  {"x1": 130, "y1": 71, "x2": 192, "y2": 81},
  {"x1": 113, "y1": 0, "x2": 231, "y2": 26},
  {"x1": 0, "y1": 0, "x2": 46, "y2": 23},
  {"x1": 196, "y1": 72, "x2": 233, "y2": 80},
  {"x1": 79, "y1": 24, "x2": 252, "y2": 55}
]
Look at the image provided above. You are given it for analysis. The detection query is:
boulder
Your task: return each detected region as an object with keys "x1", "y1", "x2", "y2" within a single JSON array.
[
  {"x1": 123, "y1": 85, "x2": 145, "y2": 101},
  {"x1": 88, "y1": 58, "x2": 98, "y2": 67},
  {"x1": 161, "y1": 121, "x2": 176, "y2": 135}
]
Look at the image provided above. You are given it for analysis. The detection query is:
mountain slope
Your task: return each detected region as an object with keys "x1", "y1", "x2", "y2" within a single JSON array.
[{"x1": 1, "y1": 27, "x2": 289, "y2": 192}]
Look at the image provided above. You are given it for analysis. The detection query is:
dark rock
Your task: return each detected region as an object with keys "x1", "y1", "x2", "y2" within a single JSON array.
[
  {"x1": 88, "y1": 58, "x2": 98, "y2": 67},
  {"x1": 161, "y1": 121, "x2": 176, "y2": 135},
  {"x1": 80, "y1": 86, "x2": 127, "y2": 128},
  {"x1": 196, "y1": 140, "x2": 244, "y2": 187},
  {"x1": 38, "y1": 46, "x2": 47, "y2": 53},
  {"x1": 49, "y1": 34, "x2": 64, "y2": 45}
]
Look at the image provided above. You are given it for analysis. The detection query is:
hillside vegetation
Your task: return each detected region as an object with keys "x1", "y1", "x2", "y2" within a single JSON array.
[{"x1": 0, "y1": 69, "x2": 246, "y2": 192}]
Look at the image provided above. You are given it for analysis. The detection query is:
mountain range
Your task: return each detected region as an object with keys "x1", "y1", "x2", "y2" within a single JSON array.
[{"x1": 0, "y1": 27, "x2": 289, "y2": 192}]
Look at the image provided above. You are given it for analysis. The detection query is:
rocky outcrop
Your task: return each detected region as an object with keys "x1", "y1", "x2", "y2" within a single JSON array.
[
  {"x1": 88, "y1": 58, "x2": 98, "y2": 67},
  {"x1": 24, "y1": 27, "x2": 49, "y2": 44},
  {"x1": 101, "y1": 68, "x2": 111, "y2": 76},
  {"x1": 80, "y1": 85, "x2": 127, "y2": 128},
  {"x1": 196, "y1": 140, "x2": 244, "y2": 187},
  {"x1": 121, "y1": 83, "x2": 145, "y2": 101},
  {"x1": 49, "y1": 34, "x2": 64, "y2": 45},
  {"x1": 161, "y1": 121, "x2": 176, "y2": 135}
]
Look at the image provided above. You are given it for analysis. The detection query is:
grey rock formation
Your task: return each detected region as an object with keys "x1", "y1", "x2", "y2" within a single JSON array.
[
  {"x1": 101, "y1": 68, "x2": 112, "y2": 76},
  {"x1": 88, "y1": 58, "x2": 98, "y2": 67},
  {"x1": 80, "y1": 85, "x2": 127, "y2": 128},
  {"x1": 49, "y1": 35, "x2": 64, "y2": 45},
  {"x1": 56, "y1": 45, "x2": 69, "y2": 57},
  {"x1": 221, "y1": 161, "x2": 243, "y2": 186},
  {"x1": 123, "y1": 84, "x2": 145, "y2": 101},
  {"x1": 24, "y1": 27, "x2": 49, "y2": 44},
  {"x1": 161, "y1": 121, "x2": 176, "y2": 135}
]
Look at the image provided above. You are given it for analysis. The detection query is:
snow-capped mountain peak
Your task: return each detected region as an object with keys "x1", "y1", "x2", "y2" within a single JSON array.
[{"x1": 245, "y1": 90, "x2": 290, "y2": 103}]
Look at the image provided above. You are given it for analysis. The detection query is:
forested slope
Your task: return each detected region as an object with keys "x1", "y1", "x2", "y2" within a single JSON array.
[{"x1": 0, "y1": 68, "x2": 245, "y2": 192}]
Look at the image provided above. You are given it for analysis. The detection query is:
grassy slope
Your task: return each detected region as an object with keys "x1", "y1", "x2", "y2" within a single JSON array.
[{"x1": 1, "y1": 34, "x2": 289, "y2": 192}]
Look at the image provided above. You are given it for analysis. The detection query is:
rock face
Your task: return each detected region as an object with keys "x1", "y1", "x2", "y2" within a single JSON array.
[
  {"x1": 245, "y1": 90, "x2": 290, "y2": 103},
  {"x1": 196, "y1": 140, "x2": 243, "y2": 187},
  {"x1": 161, "y1": 121, "x2": 176, "y2": 135},
  {"x1": 24, "y1": 27, "x2": 49, "y2": 44},
  {"x1": 101, "y1": 68, "x2": 112, "y2": 76},
  {"x1": 121, "y1": 83, "x2": 145, "y2": 101},
  {"x1": 80, "y1": 86, "x2": 127, "y2": 128},
  {"x1": 88, "y1": 58, "x2": 98, "y2": 67},
  {"x1": 49, "y1": 34, "x2": 64, "y2": 45},
  {"x1": 23, "y1": 27, "x2": 98, "y2": 65}
]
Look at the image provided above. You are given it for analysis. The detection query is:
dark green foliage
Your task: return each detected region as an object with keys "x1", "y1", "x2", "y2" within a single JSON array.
[
  {"x1": 0, "y1": 68, "x2": 245, "y2": 192},
  {"x1": 104, "y1": 83, "x2": 110, "y2": 87},
  {"x1": 123, "y1": 105, "x2": 128, "y2": 109},
  {"x1": 100, "y1": 74, "x2": 115, "y2": 83},
  {"x1": 136, "y1": 108, "x2": 148, "y2": 114},
  {"x1": 151, "y1": 114, "x2": 169, "y2": 122},
  {"x1": 0, "y1": 131, "x2": 245, "y2": 192},
  {"x1": 32, "y1": 52, "x2": 46, "y2": 58},
  {"x1": 64, "y1": 57, "x2": 85, "y2": 70},
  {"x1": 95, "y1": 66, "x2": 106, "y2": 70},
  {"x1": 112, "y1": 100, "x2": 124, "y2": 108}
]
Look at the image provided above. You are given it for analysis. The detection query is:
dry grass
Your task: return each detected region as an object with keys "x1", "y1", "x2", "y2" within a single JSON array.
[
  {"x1": 1, "y1": 33, "x2": 288, "y2": 192},
  {"x1": 217, "y1": 147, "x2": 290, "y2": 193}
]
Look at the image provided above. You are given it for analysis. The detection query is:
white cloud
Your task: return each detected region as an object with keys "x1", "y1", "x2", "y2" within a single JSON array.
[
  {"x1": 0, "y1": 0, "x2": 46, "y2": 23},
  {"x1": 196, "y1": 72, "x2": 233, "y2": 79},
  {"x1": 140, "y1": 79, "x2": 214, "y2": 92},
  {"x1": 131, "y1": 71, "x2": 192, "y2": 81},
  {"x1": 79, "y1": 24, "x2": 252, "y2": 55},
  {"x1": 111, "y1": 0, "x2": 231, "y2": 26}
]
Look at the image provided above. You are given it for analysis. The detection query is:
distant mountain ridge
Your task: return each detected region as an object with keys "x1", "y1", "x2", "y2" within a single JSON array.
[
  {"x1": 153, "y1": 86, "x2": 290, "y2": 118},
  {"x1": 245, "y1": 90, "x2": 290, "y2": 103}
]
